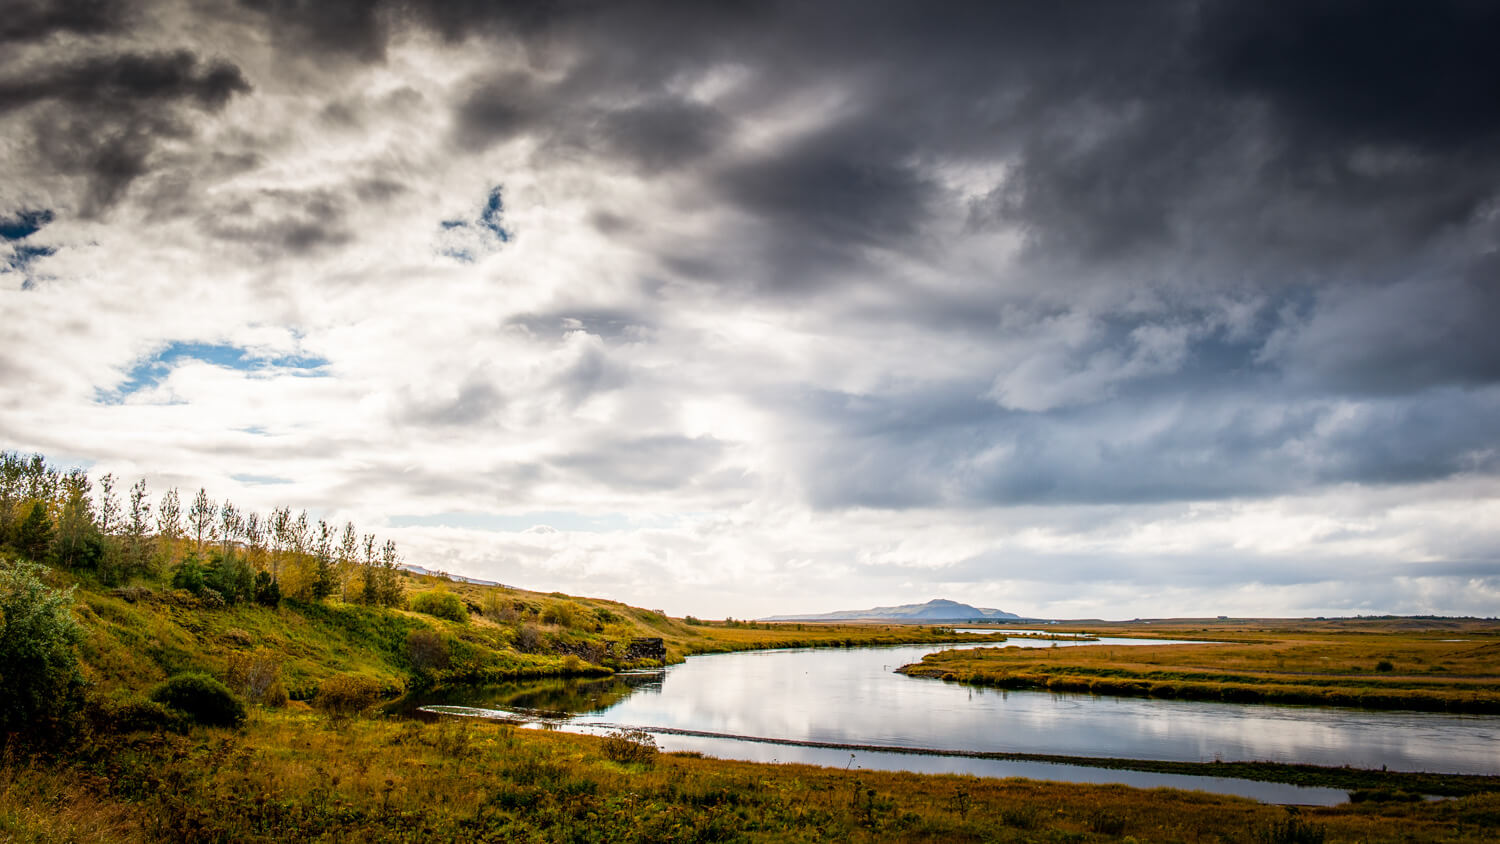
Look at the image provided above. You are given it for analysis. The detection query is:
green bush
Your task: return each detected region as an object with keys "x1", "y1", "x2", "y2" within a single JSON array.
[
  {"x1": 149, "y1": 672, "x2": 247, "y2": 727},
  {"x1": 253, "y1": 571, "x2": 282, "y2": 607},
  {"x1": 171, "y1": 555, "x2": 206, "y2": 594},
  {"x1": 410, "y1": 591, "x2": 467, "y2": 623},
  {"x1": 0, "y1": 558, "x2": 85, "y2": 746}
]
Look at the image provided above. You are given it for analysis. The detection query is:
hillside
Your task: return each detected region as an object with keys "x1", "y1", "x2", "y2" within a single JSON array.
[{"x1": 55, "y1": 564, "x2": 970, "y2": 703}]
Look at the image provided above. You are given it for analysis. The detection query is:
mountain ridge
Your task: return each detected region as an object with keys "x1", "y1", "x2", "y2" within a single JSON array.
[{"x1": 762, "y1": 598, "x2": 1024, "y2": 622}]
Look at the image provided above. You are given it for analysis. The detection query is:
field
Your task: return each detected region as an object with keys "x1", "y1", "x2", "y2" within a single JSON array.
[
  {"x1": 5, "y1": 707, "x2": 1500, "y2": 843},
  {"x1": 899, "y1": 618, "x2": 1500, "y2": 712}
]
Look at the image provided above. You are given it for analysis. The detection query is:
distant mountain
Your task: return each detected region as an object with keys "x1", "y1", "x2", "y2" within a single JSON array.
[
  {"x1": 762, "y1": 598, "x2": 1023, "y2": 622},
  {"x1": 400, "y1": 564, "x2": 509, "y2": 588}
]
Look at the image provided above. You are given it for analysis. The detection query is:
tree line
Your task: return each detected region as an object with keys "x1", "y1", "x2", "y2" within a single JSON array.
[{"x1": 0, "y1": 451, "x2": 405, "y2": 608}]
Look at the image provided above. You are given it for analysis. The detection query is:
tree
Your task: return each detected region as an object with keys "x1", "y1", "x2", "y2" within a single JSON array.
[
  {"x1": 269, "y1": 507, "x2": 291, "y2": 584},
  {"x1": 188, "y1": 488, "x2": 214, "y2": 553},
  {"x1": 126, "y1": 479, "x2": 152, "y2": 575},
  {"x1": 218, "y1": 501, "x2": 242, "y2": 562},
  {"x1": 54, "y1": 471, "x2": 101, "y2": 572},
  {"x1": 15, "y1": 501, "x2": 54, "y2": 562},
  {"x1": 337, "y1": 521, "x2": 358, "y2": 602},
  {"x1": 156, "y1": 487, "x2": 183, "y2": 563},
  {"x1": 243, "y1": 512, "x2": 264, "y2": 572},
  {"x1": 311, "y1": 519, "x2": 336, "y2": 600},
  {"x1": 0, "y1": 452, "x2": 26, "y2": 548},
  {"x1": 378, "y1": 539, "x2": 404, "y2": 607},
  {"x1": 96, "y1": 473, "x2": 120, "y2": 538},
  {"x1": 0, "y1": 558, "x2": 85, "y2": 746}
]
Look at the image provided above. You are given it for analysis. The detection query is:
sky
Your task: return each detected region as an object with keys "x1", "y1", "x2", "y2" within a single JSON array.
[{"x1": 2, "y1": 1, "x2": 1498, "y2": 620}]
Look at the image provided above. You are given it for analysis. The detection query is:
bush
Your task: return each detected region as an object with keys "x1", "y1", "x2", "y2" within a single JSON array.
[
  {"x1": 204, "y1": 552, "x2": 255, "y2": 604},
  {"x1": 410, "y1": 591, "x2": 468, "y2": 623},
  {"x1": 314, "y1": 673, "x2": 385, "y2": 718},
  {"x1": 407, "y1": 629, "x2": 451, "y2": 673},
  {"x1": 600, "y1": 728, "x2": 659, "y2": 765},
  {"x1": 87, "y1": 695, "x2": 186, "y2": 734},
  {"x1": 542, "y1": 601, "x2": 578, "y2": 628},
  {"x1": 225, "y1": 648, "x2": 288, "y2": 706},
  {"x1": 253, "y1": 571, "x2": 281, "y2": 607},
  {"x1": 1375, "y1": 660, "x2": 1394, "y2": 672},
  {"x1": 0, "y1": 558, "x2": 85, "y2": 746},
  {"x1": 171, "y1": 555, "x2": 206, "y2": 594},
  {"x1": 149, "y1": 673, "x2": 247, "y2": 727},
  {"x1": 513, "y1": 622, "x2": 543, "y2": 653}
]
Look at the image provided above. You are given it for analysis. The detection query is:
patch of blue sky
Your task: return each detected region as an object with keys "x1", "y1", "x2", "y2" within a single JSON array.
[
  {"x1": 99, "y1": 341, "x2": 330, "y2": 404},
  {"x1": 433, "y1": 185, "x2": 510, "y2": 264},
  {"x1": 390, "y1": 511, "x2": 640, "y2": 533},
  {"x1": 479, "y1": 187, "x2": 510, "y2": 241},
  {"x1": 4, "y1": 244, "x2": 55, "y2": 273},
  {"x1": 0, "y1": 209, "x2": 53, "y2": 241},
  {"x1": 231, "y1": 473, "x2": 293, "y2": 485}
]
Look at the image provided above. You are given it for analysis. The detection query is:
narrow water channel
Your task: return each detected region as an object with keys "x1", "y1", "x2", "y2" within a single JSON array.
[{"x1": 421, "y1": 639, "x2": 1500, "y2": 805}]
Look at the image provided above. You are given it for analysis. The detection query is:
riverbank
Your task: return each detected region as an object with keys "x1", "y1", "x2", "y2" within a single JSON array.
[
  {"x1": 898, "y1": 620, "x2": 1500, "y2": 713},
  {"x1": 9, "y1": 708, "x2": 1498, "y2": 842}
]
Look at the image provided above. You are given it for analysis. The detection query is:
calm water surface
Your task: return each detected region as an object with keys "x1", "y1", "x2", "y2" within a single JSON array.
[{"x1": 424, "y1": 640, "x2": 1500, "y2": 804}]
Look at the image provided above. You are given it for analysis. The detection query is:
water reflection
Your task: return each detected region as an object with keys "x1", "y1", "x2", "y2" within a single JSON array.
[{"x1": 433, "y1": 642, "x2": 1500, "y2": 779}]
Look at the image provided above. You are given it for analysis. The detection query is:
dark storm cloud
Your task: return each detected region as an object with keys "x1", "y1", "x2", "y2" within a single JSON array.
[
  {"x1": 785, "y1": 379, "x2": 1500, "y2": 510},
  {"x1": 0, "y1": 50, "x2": 250, "y2": 214},
  {"x1": 0, "y1": 0, "x2": 135, "y2": 44}
]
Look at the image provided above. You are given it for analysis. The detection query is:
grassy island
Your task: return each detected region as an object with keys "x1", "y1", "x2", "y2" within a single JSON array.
[{"x1": 899, "y1": 619, "x2": 1500, "y2": 713}]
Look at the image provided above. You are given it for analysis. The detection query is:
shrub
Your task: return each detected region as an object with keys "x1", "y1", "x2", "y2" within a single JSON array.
[
  {"x1": 542, "y1": 600, "x2": 578, "y2": 628},
  {"x1": 314, "y1": 673, "x2": 385, "y2": 718},
  {"x1": 0, "y1": 558, "x2": 85, "y2": 746},
  {"x1": 225, "y1": 648, "x2": 288, "y2": 706},
  {"x1": 407, "y1": 628, "x2": 451, "y2": 673},
  {"x1": 150, "y1": 673, "x2": 247, "y2": 727},
  {"x1": 171, "y1": 555, "x2": 206, "y2": 594},
  {"x1": 87, "y1": 696, "x2": 186, "y2": 734},
  {"x1": 253, "y1": 571, "x2": 281, "y2": 607},
  {"x1": 601, "y1": 728, "x2": 658, "y2": 765},
  {"x1": 204, "y1": 552, "x2": 255, "y2": 604},
  {"x1": 1375, "y1": 660, "x2": 1394, "y2": 672},
  {"x1": 410, "y1": 591, "x2": 467, "y2": 623},
  {"x1": 513, "y1": 622, "x2": 543, "y2": 653}
]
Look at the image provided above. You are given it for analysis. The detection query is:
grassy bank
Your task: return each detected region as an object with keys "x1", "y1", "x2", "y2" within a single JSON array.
[
  {"x1": 899, "y1": 619, "x2": 1500, "y2": 713},
  {"x1": 52, "y1": 562, "x2": 968, "y2": 703},
  {"x1": 7, "y1": 709, "x2": 1500, "y2": 843}
]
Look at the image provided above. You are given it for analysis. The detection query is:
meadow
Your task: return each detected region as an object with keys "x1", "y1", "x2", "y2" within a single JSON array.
[{"x1": 6, "y1": 706, "x2": 1500, "y2": 843}]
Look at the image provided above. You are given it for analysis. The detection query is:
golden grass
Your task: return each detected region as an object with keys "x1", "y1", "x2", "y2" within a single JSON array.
[
  {"x1": 13, "y1": 710, "x2": 1498, "y2": 842},
  {"x1": 901, "y1": 619, "x2": 1500, "y2": 712}
]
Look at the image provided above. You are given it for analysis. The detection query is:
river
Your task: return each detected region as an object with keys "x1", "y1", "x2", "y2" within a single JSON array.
[{"x1": 421, "y1": 638, "x2": 1500, "y2": 805}]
